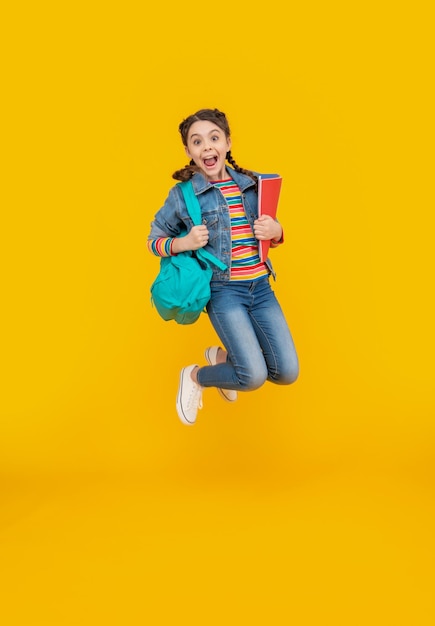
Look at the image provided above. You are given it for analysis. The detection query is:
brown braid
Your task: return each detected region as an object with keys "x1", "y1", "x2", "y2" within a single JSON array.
[
  {"x1": 172, "y1": 160, "x2": 200, "y2": 182},
  {"x1": 226, "y1": 150, "x2": 258, "y2": 191},
  {"x1": 172, "y1": 108, "x2": 258, "y2": 190}
]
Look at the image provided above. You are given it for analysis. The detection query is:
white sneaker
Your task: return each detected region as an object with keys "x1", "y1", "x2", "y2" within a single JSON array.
[
  {"x1": 204, "y1": 346, "x2": 238, "y2": 403},
  {"x1": 176, "y1": 365, "x2": 203, "y2": 425}
]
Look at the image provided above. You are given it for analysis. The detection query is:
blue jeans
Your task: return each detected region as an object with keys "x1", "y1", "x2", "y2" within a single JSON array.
[{"x1": 197, "y1": 277, "x2": 299, "y2": 391}]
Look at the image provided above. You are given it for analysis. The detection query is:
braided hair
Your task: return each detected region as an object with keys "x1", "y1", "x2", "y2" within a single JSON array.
[{"x1": 172, "y1": 108, "x2": 258, "y2": 190}]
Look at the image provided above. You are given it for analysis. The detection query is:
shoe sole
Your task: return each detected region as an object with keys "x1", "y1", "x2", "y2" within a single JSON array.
[
  {"x1": 204, "y1": 347, "x2": 237, "y2": 403},
  {"x1": 176, "y1": 368, "x2": 196, "y2": 425}
]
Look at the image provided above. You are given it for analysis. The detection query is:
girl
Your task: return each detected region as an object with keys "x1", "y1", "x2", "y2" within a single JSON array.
[{"x1": 148, "y1": 108, "x2": 299, "y2": 425}]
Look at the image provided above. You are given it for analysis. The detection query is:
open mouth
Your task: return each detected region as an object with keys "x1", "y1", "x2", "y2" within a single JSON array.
[{"x1": 203, "y1": 156, "x2": 218, "y2": 167}]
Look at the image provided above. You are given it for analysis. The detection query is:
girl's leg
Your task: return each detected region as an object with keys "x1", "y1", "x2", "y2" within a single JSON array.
[
  {"x1": 197, "y1": 281, "x2": 268, "y2": 391},
  {"x1": 247, "y1": 278, "x2": 299, "y2": 385},
  {"x1": 197, "y1": 278, "x2": 298, "y2": 391}
]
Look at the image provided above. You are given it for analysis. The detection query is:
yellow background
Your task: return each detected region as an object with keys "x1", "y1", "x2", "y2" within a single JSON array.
[{"x1": 1, "y1": 1, "x2": 434, "y2": 624}]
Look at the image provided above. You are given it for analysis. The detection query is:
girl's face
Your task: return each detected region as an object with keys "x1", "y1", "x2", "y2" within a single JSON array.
[{"x1": 185, "y1": 120, "x2": 231, "y2": 181}]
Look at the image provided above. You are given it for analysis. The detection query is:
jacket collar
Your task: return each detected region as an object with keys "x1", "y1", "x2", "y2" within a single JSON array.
[{"x1": 190, "y1": 166, "x2": 257, "y2": 195}]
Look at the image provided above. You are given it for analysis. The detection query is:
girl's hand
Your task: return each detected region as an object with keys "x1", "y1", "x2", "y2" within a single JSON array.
[
  {"x1": 173, "y1": 225, "x2": 209, "y2": 253},
  {"x1": 253, "y1": 215, "x2": 282, "y2": 242}
]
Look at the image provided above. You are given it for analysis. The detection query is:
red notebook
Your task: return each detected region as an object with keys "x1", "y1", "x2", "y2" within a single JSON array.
[{"x1": 257, "y1": 174, "x2": 282, "y2": 262}]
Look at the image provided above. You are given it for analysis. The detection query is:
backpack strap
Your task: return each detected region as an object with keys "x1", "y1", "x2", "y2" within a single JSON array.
[{"x1": 178, "y1": 181, "x2": 227, "y2": 271}]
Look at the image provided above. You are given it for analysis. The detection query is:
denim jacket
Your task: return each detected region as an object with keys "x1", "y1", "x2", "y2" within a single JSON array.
[{"x1": 148, "y1": 166, "x2": 278, "y2": 281}]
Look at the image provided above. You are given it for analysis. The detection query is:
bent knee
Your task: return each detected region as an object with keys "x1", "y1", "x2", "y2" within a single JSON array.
[
  {"x1": 237, "y1": 368, "x2": 268, "y2": 392},
  {"x1": 274, "y1": 362, "x2": 299, "y2": 386}
]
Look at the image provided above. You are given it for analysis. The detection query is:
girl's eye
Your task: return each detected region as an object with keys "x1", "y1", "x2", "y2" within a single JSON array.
[
  {"x1": 211, "y1": 136, "x2": 219, "y2": 141},
  {"x1": 193, "y1": 139, "x2": 201, "y2": 145}
]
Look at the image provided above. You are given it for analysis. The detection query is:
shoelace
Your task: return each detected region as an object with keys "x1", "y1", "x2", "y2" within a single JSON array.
[{"x1": 187, "y1": 384, "x2": 203, "y2": 411}]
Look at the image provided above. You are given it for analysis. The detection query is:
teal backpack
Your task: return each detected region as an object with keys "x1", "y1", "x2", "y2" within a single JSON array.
[{"x1": 150, "y1": 181, "x2": 227, "y2": 325}]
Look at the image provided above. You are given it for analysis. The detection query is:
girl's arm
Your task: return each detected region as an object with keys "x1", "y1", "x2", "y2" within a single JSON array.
[
  {"x1": 148, "y1": 184, "x2": 210, "y2": 256},
  {"x1": 148, "y1": 225, "x2": 210, "y2": 257}
]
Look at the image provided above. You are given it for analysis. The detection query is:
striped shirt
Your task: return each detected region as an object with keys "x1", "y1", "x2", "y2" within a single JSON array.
[
  {"x1": 147, "y1": 237, "x2": 174, "y2": 256},
  {"x1": 212, "y1": 179, "x2": 268, "y2": 281}
]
